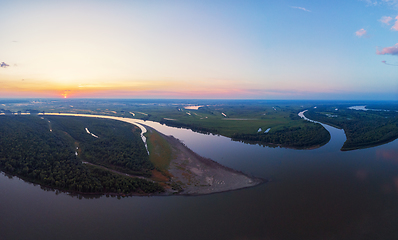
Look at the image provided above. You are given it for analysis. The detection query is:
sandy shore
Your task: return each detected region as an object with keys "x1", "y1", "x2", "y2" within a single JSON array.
[
  {"x1": 42, "y1": 113, "x2": 265, "y2": 195},
  {"x1": 144, "y1": 126, "x2": 265, "y2": 195}
]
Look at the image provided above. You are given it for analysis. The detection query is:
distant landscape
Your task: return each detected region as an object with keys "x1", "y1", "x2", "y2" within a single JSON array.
[{"x1": 1, "y1": 99, "x2": 397, "y2": 197}]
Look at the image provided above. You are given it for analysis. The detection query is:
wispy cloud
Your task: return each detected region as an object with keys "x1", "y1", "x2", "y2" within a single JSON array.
[
  {"x1": 362, "y1": 0, "x2": 398, "y2": 8},
  {"x1": 362, "y1": 0, "x2": 379, "y2": 6},
  {"x1": 355, "y1": 28, "x2": 368, "y2": 37},
  {"x1": 377, "y1": 15, "x2": 398, "y2": 30},
  {"x1": 376, "y1": 43, "x2": 398, "y2": 55},
  {"x1": 382, "y1": 60, "x2": 398, "y2": 66},
  {"x1": 290, "y1": 6, "x2": 311, "y2": 12},
  {"x1": 392, "y1": 16, "x2": 398, "y2": 30},
  {"x1": 383, "y1": 0, "x2": 398, "y2": 9},
  {"x1": 0, "y1": 62, "x2": 10, "y2": 68},
  {"x1": 379, "y1": 16, "x2": 393, "y2": 25}
]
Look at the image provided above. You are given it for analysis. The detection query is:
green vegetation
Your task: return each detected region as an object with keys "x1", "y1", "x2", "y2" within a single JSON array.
[
  {"x1": 232, "y1": 122, "x2": 330, "y2": 149},
  {"x1": 47, "y1": 116, "x2": 154, "y2": 177},
  {"x1": 1, "y1": 99, "x2": 332, "y2": 149},
  {"x1": 0, "y1": 100, "x2": 398, "y2": 160},
  {"x1": 0, "y1": 115, "x2": 164, "y2": 195},
  {"x1": 87, "y1": 165, "x2": 164, "y2": 194},
  {"x1": 149, "y1": 102, "x2": 331, "y2": 148},
  {"x1": 146, "y1": 130, "x2": 172, "y2": 170},
  {"x1": 305, "y1": 105, "x2": 398, "y2": 150}
]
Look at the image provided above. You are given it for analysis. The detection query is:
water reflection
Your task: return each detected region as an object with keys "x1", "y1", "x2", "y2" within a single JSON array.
[
  {"x1": 2, "y1": 114, "x2": 398, "y2": 240},
  {"x1": 376, "y1": 149, "x2": 398, "y2": 163}
]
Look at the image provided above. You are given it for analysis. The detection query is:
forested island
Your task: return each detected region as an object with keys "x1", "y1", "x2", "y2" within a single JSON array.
[
  {"x1": 0, "y1": 115, "x2": 164, "y2": 195},
  {"x1": 0, "y1": 113, "x2": 264, "y2": 196},
  {"x1": 231, "y1": 122, "x2": 330, "y2": 149}
]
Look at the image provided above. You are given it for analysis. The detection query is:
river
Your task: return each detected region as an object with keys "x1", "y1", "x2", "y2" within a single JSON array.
[{"x1": 1, "y1": 113, "x2": 398, "y2": 240}]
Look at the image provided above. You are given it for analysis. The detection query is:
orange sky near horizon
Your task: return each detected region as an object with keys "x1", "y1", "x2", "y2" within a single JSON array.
[{"x1": 0, "y1": 75, "x2": 354, "y2": 99}]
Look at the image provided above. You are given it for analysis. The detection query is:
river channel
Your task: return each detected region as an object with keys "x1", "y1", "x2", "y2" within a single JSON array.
[{"x1": 1, "y1": 113, "x2": 398, "y2": 240}]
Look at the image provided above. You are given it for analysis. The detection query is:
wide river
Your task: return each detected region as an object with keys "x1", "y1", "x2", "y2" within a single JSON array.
[{"x1": 1, "y1": 114, "x2": 398, "y2": 240}]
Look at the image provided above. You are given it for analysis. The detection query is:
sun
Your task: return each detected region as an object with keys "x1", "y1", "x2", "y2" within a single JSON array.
[{"x1": 61, "y1": 90, "x2": 71, "y2": 98}]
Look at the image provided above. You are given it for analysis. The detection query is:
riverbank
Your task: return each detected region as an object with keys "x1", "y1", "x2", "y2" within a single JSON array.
[
  {"x1": 302, "y1": 107, "x2": 398, "y2": 151},
  {"x1": 143, "y1": 126, "x2": 265, "y2": 195},
  {"x1": 35, "y1": 113, "x2": 265, "y2": 196}
]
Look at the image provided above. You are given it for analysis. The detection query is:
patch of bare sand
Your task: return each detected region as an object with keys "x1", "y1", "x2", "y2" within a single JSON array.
[{"x1": 147, "y1": 128, "x2": 265, "y2": 195}]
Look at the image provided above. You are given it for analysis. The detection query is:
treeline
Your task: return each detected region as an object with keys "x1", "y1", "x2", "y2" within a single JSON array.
[
  {"x1": 47, "y1": 116, "x2": 154, "y2": 176},
  {"x1": 0, "y1": 115, "x2": 164, "y2": 194},
  {"x1": 232, "y1": 122, "x2": 330, "y2": 148},
  {"x1": 366, "y1": 103, "x2": 398, "y2": 111},
  {"x1": 305, "y1": 106, "x2": 398, "y2": 150},
  {"x1": 87, "y1": 165, "x2": 163, "y2": 194},
  {"x1": 159, "y1": 119, "x2": 219, "y2": 135}
]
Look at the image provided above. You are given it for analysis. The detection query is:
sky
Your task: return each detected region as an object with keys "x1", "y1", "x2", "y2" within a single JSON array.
[{"x1": 0, "y1": 0, "x2": 397, "y2": 100}]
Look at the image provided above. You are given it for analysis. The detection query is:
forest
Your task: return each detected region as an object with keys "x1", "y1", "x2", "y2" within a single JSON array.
[
  {"x1": 305, "y1": 105, "x2": 398, "y2": 150},
  {"x1": 0, "y1": 115, "x2": 164, "y2": 195},
  {"x1": 231, "y1": 122, "x2": 330, "y2": 148},
  {"x1": 46, "y1": 116, "x2": 154, "y2": 177}
]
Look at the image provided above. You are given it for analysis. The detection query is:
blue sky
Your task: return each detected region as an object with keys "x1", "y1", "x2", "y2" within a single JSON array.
[{"x1": 0, "y1": 0, "x2": 397, "y2": 100}]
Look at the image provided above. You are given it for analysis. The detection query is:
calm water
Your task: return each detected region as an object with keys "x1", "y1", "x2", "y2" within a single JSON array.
[{"x1": 1, "y1": 117, "x2": 398, "y2": 240}]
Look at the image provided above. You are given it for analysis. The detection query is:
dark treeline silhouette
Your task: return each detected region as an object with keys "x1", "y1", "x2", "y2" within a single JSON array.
[
  {"x1": 0, "y1": 115, "x2": 163, "y2": 194},
  {"x1": 159, "y1": 119, "x2": 219, "y2": 135},
  {"x1": 305, "y1": 106, "x2": 398, "y2": 150},
  {"x1": 47, "y1": 116, "x2": 154, "y2": 176},
  {"x1": 232, "y1": 122, "x2": 330, "y2": 149}
]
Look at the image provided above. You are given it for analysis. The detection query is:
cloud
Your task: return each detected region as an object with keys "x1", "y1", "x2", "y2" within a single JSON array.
[
  {"x1": 362, "y1": 0, "x2": 398, "y2": 7},
  {"x1": 378, "y1": 15, "x2": 398, "y2": 30},
  {"x1": 355, "y1": 28, "x2": 368, "y2": 37},
  {"x1": 0, "y1": 62, "x2": 10, "y2": 68},
  {"x1": 290, "y1": 6, "x2": 311, "y2": 12},
  {"x1": 377, "y1": 43, "x2": 398, "y2": 55},
  {"x1": 362, "y1": 0, "x2": 379, "y2": 6},
  {"x1": 362, "y1": 0, "x2": 398, "y2": 9},
  {"x1": 379, "y1": 16, "x2": 393, "y2": 25},
  {"x1": 392, "y1": 16, "x2": 398, "y2": 30},
  {"x1": 383, "y1": 0, "x2": 398, "y2": 8},
  {"x1": 382, "y1": 60, "x2": 398, "y2": 66}
]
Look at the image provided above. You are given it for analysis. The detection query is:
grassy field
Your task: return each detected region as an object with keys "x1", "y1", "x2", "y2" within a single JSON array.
[
  {"x1": 145, "y1": 129, "x2": 174, "y2": 185},
  {"x1": 146, "y1": 130, "x2": 172, "y2": 170}
]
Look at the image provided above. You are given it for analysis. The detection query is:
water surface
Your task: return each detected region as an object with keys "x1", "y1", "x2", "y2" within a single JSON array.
[{"x1": 1, "y1": 115, "x2": 398, "y2": 240}]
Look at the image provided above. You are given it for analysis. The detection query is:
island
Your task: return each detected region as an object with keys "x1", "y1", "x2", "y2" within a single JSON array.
[{"x1": 0, "y1": 113, "x2": 264, "y2": 197}]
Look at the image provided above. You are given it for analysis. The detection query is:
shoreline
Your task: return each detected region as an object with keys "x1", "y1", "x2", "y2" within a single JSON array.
[
  {"x1": 1, "y1": 113, "x2": 266, "y2": 197},
  {"x1": 1, "y1": 167, "x2": 265, "y2": 198},
  {"x1": 144, "y1": 125, "x2": 265, "y2": 195}
]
